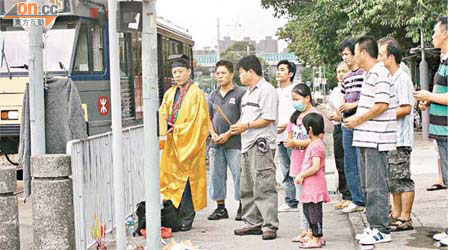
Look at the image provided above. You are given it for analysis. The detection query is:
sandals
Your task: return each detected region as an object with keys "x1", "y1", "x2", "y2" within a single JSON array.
[
  {"x1": 299, "y1": 239, "x2": 326, "y2": 249},
  {"x1": 390, "y1": 219, "x2": 414, "y2": 231},
  {"x1": 292, "y1": 232, "x2": 312, "y2": 243},
  {"x1": 426, "y1": 183, "x2": 447, "y2": 191}
]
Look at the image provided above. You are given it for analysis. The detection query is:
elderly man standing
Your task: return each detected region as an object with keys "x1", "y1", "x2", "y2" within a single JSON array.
[
  {"x1": 159, "y1": 54, "x2": 210, "y2": 232},
  {"x1": 231, "y1": 55, "x2": 279, "y2": 240}
]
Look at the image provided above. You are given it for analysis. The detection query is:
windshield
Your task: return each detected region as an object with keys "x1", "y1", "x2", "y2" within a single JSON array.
[{"x1": 0, "y1": 27, "x2": 76, "y2": 73}]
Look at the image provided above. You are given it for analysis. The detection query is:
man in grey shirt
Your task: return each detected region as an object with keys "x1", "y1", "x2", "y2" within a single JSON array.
[{"x1": 230, "y1": 55, "x2": 279, "y2": 240}]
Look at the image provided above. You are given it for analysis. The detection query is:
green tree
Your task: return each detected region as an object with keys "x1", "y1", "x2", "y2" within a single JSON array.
[{"x1": 261, "y1": 0, "x2": 446, "y2": 89}]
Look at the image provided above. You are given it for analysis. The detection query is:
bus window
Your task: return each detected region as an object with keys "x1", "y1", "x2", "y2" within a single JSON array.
[
  {"x1": 74, "y1": 23, "x2": 89, "y2": 72},
  {"x1": 0, "y1": 23, "x2": 76, "y2": 74},
  {"x1": 91, "y1": 24, "x2": 104, "y2": 72},
  {"x1": 45, "y1": 28, "x2": 76, "y2": 72}
]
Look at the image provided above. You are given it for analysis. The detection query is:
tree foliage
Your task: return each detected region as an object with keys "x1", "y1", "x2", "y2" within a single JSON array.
[{"x1": 261, "y1": 0, "x2": 447, "y2": 83}]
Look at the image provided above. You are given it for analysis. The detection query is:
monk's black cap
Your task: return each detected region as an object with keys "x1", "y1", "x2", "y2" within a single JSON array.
[{"x1": 169, "y1": 54, "x2": 190, "y2": 69}]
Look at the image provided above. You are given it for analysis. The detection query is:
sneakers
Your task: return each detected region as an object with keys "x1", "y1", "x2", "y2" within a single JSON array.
[
  {"x1": 359, "y1": 228, "x2": 392, "y2": 245},
  {"x1": 440, "y1": 237, "x2": 448, "y2": 246},
  {"x1": 342, "y1": 203, "x2": 364, "y2": 213},
  {"x1": 433, "y1": 232, "x2": 448, "y2": 241},
  {"x1": 278, "y1": 203, "x2": 299, "y2": 212},
  {"x1": 207, "y1": 208, "x2": 229, "y2": 220},
  {"x1": 433, "y1": 231, "x2": 448, "y2": 246},
  {"x1": 355, "y1": 227, "x2": 371, "y2": 240}
]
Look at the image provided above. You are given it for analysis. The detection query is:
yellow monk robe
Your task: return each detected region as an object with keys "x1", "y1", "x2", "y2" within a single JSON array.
[{"x1": 159, "y1": 83, "x2": 210, "y2": 211}]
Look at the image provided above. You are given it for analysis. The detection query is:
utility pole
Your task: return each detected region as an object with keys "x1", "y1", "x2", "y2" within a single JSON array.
[
  {"x1": 28, "y1": 0, "x2": 46, "y2": 156},
  {"x1": 419, "y1": 28, "x2": 429, "y2": 139},
  {"x1": 142, "y1": 0, "x2": 161, "y2": 249},
  {"x1": 216, "y1": 18, "x2": 220, "y2": 61},
  {"x1": 107, "y1": 0, "x2": 126, "y2": 248}
]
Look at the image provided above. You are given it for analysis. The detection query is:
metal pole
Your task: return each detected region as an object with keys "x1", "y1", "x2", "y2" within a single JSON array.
[
  {"x1": 107, "y1": 0, "x2": 126, "y2": 248},
  {"x1": 216, "y1": 18, "x2": 220, "y2": 61},
  {"x1": 419, "y1": 28, "x2": 429, "y2": 139},
  {"x1": 28, "y1": 0, "x2": 46, "y2": 155},
  {"x1": 142, "y1": 0, "x2": 161, "y2": 249}
]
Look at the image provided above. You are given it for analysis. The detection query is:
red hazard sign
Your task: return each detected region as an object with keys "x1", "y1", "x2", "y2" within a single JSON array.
[{"x1": 97, "y1": 96, "x2": 110, "y2": 116}]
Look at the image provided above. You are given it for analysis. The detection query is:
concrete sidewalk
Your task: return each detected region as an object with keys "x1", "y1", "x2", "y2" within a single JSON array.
[
  {"x1": 347, "y1": 133, "x2": 448, "y2": 250},
  {"x1": 13, "y1": 132, "x2": 448, "y2": 249}
]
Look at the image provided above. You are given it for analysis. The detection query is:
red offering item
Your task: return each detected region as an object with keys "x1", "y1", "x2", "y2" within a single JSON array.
[
  {"x1": 161, "y1": 227, "x2": 172, "y2": 239},
  {"x1": 140, "y1": 229, "x2": 146, "y2": 238},
  {"x1": 140, "y1": 227, "x2": 172, "y2": 239}
]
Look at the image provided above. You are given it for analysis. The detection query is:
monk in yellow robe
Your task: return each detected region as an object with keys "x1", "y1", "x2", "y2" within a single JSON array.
[{"x1": 159, "y1": 54, "x2": 209, "y2": 231}]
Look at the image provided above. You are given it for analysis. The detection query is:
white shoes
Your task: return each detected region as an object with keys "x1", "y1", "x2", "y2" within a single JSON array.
[
  {"x1": 278, "y1": 203, "x2": 299, "y2": 212},
  {"x1": 433, "y1": 231, "x2": 448, "y2": 246},
  {"x1": 359, "y1": 228, "x2": 391, "y2": 245},
  {"x1": 355, "y1": 227, "x2": 371, "y2": 240},
  {"x1": 342, "y1": 203, "x2": 364, "y2": 213}
]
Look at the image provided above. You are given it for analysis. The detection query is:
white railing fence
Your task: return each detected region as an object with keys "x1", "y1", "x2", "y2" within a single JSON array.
[{"x1": 68, "y1": 125, "x2": 146, "y2": 249}]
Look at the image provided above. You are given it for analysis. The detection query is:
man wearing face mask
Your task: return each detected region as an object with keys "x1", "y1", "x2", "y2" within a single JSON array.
[{"x1": 159, "y1": 54, "x2": 210, "y2": 231}]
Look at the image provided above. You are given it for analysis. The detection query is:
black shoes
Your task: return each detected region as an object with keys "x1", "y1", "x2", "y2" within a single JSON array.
[
  {"x1": 262, "y1": 231, "x2": 277, "y2": 240},
  {"x1": 179, "y1": 224, "x2": 192, "y2": 231},
  {"x1": 208, "y1": 208, "x2": 229, "y2": 220},
  {"x1": 235, "y1": 204, "x2": 243, "y2": 221},
  {"x1": 234, "y1": 226, "x2": 263, "y2": 236}
]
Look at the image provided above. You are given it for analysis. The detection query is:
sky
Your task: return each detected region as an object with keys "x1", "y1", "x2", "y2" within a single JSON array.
[{"x1": 157, "y1": 0, "x2": 288, "y2": 51}]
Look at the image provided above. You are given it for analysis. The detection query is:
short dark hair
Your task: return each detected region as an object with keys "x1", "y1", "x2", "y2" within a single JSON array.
[
  {"x1": 302, "y1": 112, "x2": 324, "y2": 136},
  {"x1": 277, "y1": 60, "x2": 297, "y2": 82},
  {"x1": 338, "y1": 39, "x2": 356, "y2": 55},
  {"x1": 356, "y1": 36, "x2": 378, "y2": 59},
  {"x1": 236, "y1": 55, "x2": 262, "y2": 76},
  {"x1": 438, "y1": 16, "x2": 448, "y2": 30},
  {"x1": 215, "y1": 60, "x2": 234, "y2": 73},
  {"x1": 378, "y1": 37, "x2": 402, "y2": 64}
]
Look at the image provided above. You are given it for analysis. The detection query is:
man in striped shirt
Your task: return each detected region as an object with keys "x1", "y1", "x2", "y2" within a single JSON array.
[
  {"x1": 415, "y1": 17, "x2": 448, "y2": 187},
  {"x1": 378, "y1": 37, "x2": 415, "y2": 232},
  {"x1": 338, "y1": 39, "x2": 366, "y2": 214},
  {"x1": 414, "y1": 17, "x2": 448, "y2": 246},
  {"x1": 344, "y1": 36, "x2": 397, "y2": 245}
]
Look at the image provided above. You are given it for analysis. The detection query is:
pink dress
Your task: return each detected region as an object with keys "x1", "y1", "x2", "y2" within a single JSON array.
[
  {"x1": 287, "y1": 108, "x2": 318, "y2": 177},
  {"x1": 300, "y1": 140, "x2": 330, "y2": 204}
]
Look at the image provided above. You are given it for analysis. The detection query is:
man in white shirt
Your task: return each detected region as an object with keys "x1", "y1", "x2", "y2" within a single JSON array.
[{"x1": 275, "y1": 60, "x2": 299, "y2": 212}]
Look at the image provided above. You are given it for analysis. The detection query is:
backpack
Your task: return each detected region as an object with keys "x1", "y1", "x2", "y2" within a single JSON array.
[{"x1": 134, "y1": 200, "x2": 180, "y2": 236}]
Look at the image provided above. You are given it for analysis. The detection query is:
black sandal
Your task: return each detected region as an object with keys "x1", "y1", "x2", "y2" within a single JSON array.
[{"x1": 390, "y1": 219, "x2": 414, "y2": 232}]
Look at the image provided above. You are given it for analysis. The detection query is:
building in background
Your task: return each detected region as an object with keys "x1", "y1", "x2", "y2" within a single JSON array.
[{"x1": 257, "y1": 36, "x2": 278, "y2": 53}]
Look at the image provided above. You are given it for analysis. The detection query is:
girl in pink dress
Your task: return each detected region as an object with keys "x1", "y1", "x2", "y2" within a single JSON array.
[
  {"x1": 285, "y1": 84, "x2": 319, "y2": 243},
  {"x1": 295, "y1": 112, "x2": 330, "y2": 249}
]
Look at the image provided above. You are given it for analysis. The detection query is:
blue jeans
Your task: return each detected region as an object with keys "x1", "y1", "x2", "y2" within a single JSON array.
[
  {"x1": 341, "y1": 126, "x2": 365, "y2": 206},
  {"x1": 209, "y1": 147, "x2": 241, "y2": 201},
  {"x1": 277, "y1": 143, "x2": 298, "y2": 208},
  {"x1": 436, "y1": 138, "x2": 448, "y2": 186}
]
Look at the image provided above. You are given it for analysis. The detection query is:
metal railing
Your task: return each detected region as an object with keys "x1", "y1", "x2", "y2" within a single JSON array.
[{"x1": 68, "y1": 125, "x2": 146, "y2": 249}]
